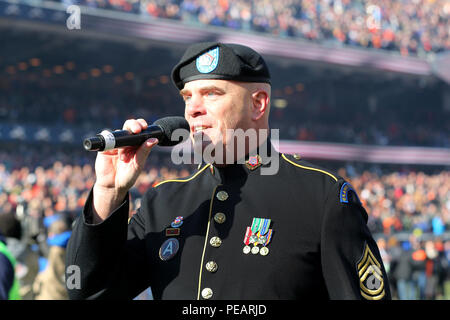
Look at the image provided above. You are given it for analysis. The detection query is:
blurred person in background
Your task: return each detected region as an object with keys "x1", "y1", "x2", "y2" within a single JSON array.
[
  {"x1": 0, "y1": 212, "x2": 22, "y2": 300},
  {"x1": 424, "y1": 239, "x2": 440, "y2": 299},
  {"x1": 385, "y1": 236, "x2": 402, "y2": 299},
  {"x1": 33, "y1": 216, "x2": 71, "y2": 300},
  {"x1": 0, "y1": 232, "x2": 20, "y2": 300},
  {"x1": 376, "y1": 238, "x2": 391, "y2": 273},
  {"x1": 411, "y1": 237, "x2": 427, "y2": 300},
  {"x1": 444, "y1": 240, "x2": 450, "y2": 299},
  {"x1": 433, "y1": 239, "x2": 448, "y2": 300},
  {"x1": 391, "y1": 239, "x2": 415, "y2": 300}
]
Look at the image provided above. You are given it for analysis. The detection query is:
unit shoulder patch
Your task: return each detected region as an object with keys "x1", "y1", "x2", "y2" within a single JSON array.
[
  {"x1": 357, "y1": 244, "x2": 385, "y2": 300},
  {"x1": 339, "y1": 182, "x2": 361, "y2": 205}
]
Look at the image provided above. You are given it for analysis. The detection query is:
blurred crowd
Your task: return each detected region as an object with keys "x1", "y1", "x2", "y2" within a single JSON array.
[
  {"x1": 2, "y1": 76, "x2": 449, "y2": 148},
  {"x1": 0, "y1": 76, "x2": 169, "y2": 132},
  {"x1": 345, "y1": 169, "x2": 450, "y2": 237},
  {"x1": 0, "y1": 145, "x2": 449, "y2": 299},
  {"x1": 376, "y1": 235, "x2": 449, "y2": 300},
  {"x1": 59, "y1": 0, "x2": 450, "y2": 57},
  {"x1": 341, "y1": 166, "x2": 450, "y2": 299}
]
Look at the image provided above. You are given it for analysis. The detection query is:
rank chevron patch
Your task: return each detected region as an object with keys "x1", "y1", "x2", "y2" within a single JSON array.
[{"x1": 357, "y1": 244, "x2": 385, "y2": 300}]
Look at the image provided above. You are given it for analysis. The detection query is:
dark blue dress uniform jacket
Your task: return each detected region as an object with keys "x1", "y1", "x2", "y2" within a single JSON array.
[{"x1": 66, "y1": 152, "x2": 391, "y2": 300}]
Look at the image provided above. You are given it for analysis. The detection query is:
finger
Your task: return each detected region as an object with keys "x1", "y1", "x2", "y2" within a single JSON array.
[
  {"x1": 136, "y1": 118, "x2": 148, "y2": 130},
  {"x1": 99, "y1": 149, "x2": 119, "y2": 156},
  {"x1": 123, "y1": 119, "x2": 145, "y2": 134},
  {"x1": 136, "y1": 138, "x2": 159, "y2": 164}
]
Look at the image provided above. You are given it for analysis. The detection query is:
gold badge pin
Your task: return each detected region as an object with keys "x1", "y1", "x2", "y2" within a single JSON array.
[{"x1": 357, "y1": 244, "x2": 385, "y2": 300}]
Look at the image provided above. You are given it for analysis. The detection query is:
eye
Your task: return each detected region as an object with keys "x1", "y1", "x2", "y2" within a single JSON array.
[{"x1": 205, "y1": 90, "x2": 221, "y2": 98}]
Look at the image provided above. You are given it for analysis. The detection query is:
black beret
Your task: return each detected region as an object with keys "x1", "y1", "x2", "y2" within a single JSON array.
[{"x1": 171, "y1": 42, "x2": 271, "y2": 90}]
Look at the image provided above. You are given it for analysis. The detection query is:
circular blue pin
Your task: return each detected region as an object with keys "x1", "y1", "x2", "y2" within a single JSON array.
[
  {"x1": 159, "y1": 238, "x2": 179, "y2": 261},
  {"x1": 171, "y1": 221, "x2": 183, "y2": 228}
]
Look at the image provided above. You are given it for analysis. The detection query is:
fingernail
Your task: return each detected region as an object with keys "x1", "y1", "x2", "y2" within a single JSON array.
[{"x1": 148, "y1": 138, "x2": 158, "y2": 144}]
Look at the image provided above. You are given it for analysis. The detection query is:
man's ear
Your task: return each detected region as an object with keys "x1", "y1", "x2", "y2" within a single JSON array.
[{"x1": 251, "y1": 90, "x2": 269, "y2": 121}]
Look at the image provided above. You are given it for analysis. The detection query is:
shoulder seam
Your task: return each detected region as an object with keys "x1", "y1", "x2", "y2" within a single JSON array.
[
  {"x1": 154, "y1": 163, "x2": 211, "y2": 188},
  {"x1": 281, "y1": 153, "x2": 338, "y2": 182}
]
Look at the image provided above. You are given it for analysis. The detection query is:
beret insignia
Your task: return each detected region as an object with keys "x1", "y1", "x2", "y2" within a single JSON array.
[{"x1": 196, "y1": 47, "x2": 219, "y2": 74}]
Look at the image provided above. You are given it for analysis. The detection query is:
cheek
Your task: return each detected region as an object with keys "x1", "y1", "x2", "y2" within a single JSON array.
[
  {"x1": 216, "y1": 112, "x2": 237, "y2": 135},
  {"x1": 206, "y1": 104, "x2": 228, "y2": 130},
  {"x1": 209, "y1": 95, "x2": 249, "y2": 132},
  {"x1": 227, "y1": 103, "x2": 250, "y2": 130}
]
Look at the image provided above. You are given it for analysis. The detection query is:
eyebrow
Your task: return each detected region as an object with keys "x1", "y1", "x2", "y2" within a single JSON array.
[
  {"x1": 179, "y1": 85, "x2": 225, "y2": 96},
  {"x1": 179, "y1": 88, "x2": 190, "y2": 96}
]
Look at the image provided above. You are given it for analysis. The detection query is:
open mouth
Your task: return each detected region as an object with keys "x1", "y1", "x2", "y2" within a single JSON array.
[
  {"x1": 191, "y1": 125, "x2": 214, "y2": 144},
  {"x1": 193, "y1": 125, "x2": 209, "y2": 133}
]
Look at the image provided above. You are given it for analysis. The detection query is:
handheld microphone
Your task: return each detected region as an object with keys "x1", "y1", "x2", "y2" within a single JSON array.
[{"x1": 83, "y1": 116, "x2": 190, "y2": 151}]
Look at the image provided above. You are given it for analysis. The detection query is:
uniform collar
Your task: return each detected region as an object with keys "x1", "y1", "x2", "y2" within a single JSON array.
[{"x1": 208, "y1": 137, "x2": 278, "y2": 184}]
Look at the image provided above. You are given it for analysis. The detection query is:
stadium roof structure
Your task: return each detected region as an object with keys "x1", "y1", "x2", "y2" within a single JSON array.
[
  {"x1": 277, "y1": 140, "x2": 450, "y2": 166},
  {"x1": 0, "y1": 0, "x2": 448, "y2": 83}
]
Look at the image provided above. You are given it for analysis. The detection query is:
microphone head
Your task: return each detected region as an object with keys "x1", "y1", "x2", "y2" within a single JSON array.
[{"x1": 153, "y1": 116, "x2": 190, "y2": 146}]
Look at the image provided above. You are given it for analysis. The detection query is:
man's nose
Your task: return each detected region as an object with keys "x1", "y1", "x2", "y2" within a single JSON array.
[{"x1": 185, "y1": 95, "x2": 206, "y2": 118}]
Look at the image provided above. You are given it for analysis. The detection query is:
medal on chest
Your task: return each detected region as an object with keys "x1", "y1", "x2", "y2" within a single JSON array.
[{"x1": 243, "y1": 217, "x2": 273, "y2": 256}]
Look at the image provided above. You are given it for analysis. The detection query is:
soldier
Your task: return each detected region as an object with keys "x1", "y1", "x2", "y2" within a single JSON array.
[{"x1": 66, "y1": 42, "x2": 390, "y2": 300}]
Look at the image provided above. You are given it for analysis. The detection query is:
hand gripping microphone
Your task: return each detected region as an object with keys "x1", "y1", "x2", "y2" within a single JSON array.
[{"x1": 83, "y1": 116, "x2": 190, "y2": 151}]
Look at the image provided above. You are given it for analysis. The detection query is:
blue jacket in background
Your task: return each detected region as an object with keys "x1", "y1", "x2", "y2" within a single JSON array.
[{"x1": 0, "y1": 234, "x2": 14, "y2": 300}]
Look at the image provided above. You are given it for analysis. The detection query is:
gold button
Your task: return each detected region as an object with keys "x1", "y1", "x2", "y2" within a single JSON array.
[
  {"x1": 209, "y1": 236, "x2": 222, "y2": 248},
  {"x1": 293, "y1": 154, "x2": 301, "y2": 160},
  {"x1": 201, "y1": 287, "x2": 213, "y2": 299},
  {"x1": 216, "y1": 191, "x2": 228, "y2": 201},
  {"x1": 214, "y1": 212, "x2": 226, "y2": 224},
  {"x1": 205, "y1": 261, "x2": 218, "y2": 273}
]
